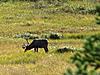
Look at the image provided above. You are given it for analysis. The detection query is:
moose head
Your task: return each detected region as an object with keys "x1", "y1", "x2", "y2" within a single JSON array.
[{"x1": 22, "y1": 39, "x2": 30, "y2": 52}]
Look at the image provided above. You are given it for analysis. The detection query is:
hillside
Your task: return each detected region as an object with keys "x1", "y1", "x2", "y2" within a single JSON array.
[{"x1": 0, "y1": 1, "x2": 100, "y2": 75}]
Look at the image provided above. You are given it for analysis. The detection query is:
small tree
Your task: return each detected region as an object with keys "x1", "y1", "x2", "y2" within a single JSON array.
[{"x1": 64, "y1": 35, "x2": 100, "y2": 75}]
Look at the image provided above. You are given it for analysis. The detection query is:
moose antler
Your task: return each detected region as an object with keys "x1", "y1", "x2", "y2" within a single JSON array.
[{"x1": 25, "y1": 38, "x2": 29, "y2": 44}]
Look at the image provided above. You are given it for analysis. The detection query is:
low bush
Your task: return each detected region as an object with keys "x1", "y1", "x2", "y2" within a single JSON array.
[
  {"x1": 96, "y1": 3, "x2": 100, "y2": 25},
  {"x1": 15, "y1": 33, "x2": 39, "y2": 39},
  {"x1": 57, "y1": 47, "x2": 74, "y2": 53},
  {"x1": 96, "y1": 4, "x2": 100, "y2": 14},
  {"x1": 64, "y1": 34, "x2": 100, "y2": 75},
  {"x1": 49, "y1": 32, "x2": 63, "y2": 39},
  {"x1": 96, "y1": 17, "x2": 100, "y2": 24}
]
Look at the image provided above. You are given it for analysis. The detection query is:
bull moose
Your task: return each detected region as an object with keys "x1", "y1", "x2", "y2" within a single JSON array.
[{"x1": 22, "y1": 39, "x2": 48, "y2": 53}]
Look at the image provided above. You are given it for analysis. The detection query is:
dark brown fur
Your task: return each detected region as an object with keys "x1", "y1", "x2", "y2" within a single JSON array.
[{"x1": 22, "y1": 39, "x2": 48, "y2": 53}]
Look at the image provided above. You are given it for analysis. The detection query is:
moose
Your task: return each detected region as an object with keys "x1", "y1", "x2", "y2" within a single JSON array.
[{"x1": 22, "y1": 39, "x2": 48, "y2": 53}]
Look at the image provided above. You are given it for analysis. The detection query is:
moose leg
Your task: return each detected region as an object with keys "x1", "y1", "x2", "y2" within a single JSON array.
[
  {"x1": 34, "y1": 48, "x2": 38, "y2": 52},
  {"x1": 36, "y1": 48, "x2": 38, "y2": 52},
  {"x1": 44, "y1": 47, "x2": 48, "y2": 53},
  {"x1": 34, "y1": 48, "x2": 37, "y2": 52}
]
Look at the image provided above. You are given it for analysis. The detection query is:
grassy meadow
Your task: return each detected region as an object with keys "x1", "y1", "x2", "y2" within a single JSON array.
[{"x1": 0, "y1": 1, "x2": 100, "y2": 75}]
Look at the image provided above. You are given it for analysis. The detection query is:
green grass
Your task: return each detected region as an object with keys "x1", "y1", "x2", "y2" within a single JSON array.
[
  {"x1": 0, "y1": 1, "x2": 100, "y2": 75},
  {"x1": 0, "y1": 1, "x2": 98, "y2": 37}
]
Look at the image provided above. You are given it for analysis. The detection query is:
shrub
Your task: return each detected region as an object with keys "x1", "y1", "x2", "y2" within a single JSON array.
[
  {"x1": 64, "y1": 35, "x2": 100, "y2": 75},
  {"x1": 96, "y1": 17, "x2": 100, "y2": 24},
  {"x1": 96, "y1": 3, "x2": 100, "y2": 25},
  {"x1": 49, "y1": 32, "x2": 63, "y2": 39},
  {"x1": 57, "y1": 47, "x2": 74, "y2": 53},
  {"x1": 41, "y1": 34, "x2": 49, "y2": 39},
  {"x1": 15, "y1": 33, "x2": 39, "y2": 39},
  {"x1": 87, "y1": 8, "x2": 96, "y2": 14},
  {"x1": 96, "y1": 4, "x2": 100, "y2": 14}
]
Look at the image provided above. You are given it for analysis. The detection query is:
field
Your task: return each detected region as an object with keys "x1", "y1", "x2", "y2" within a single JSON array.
[{"x1": 0, "y1": 1, "x2": 100, "y2": 75}]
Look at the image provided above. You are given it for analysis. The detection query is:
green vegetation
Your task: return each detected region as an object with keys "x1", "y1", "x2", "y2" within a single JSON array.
[
  {"x1": 64, "y1": 2, "x2": 100, "y2": 75},
  {"x1": 0, "y1": 0, "x2": 100, "y2": 75},
  {"x1": 96, "y1": 3, "x2": 100, "y2": 24},
  {"x1": 64, "y1": 35, "x2": 100, "y2": 75}
]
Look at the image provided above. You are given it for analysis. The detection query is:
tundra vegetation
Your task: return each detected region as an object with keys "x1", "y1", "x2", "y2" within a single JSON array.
[{"x1": 0, "y1": 0, "x2": 100, "y2": 75}]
